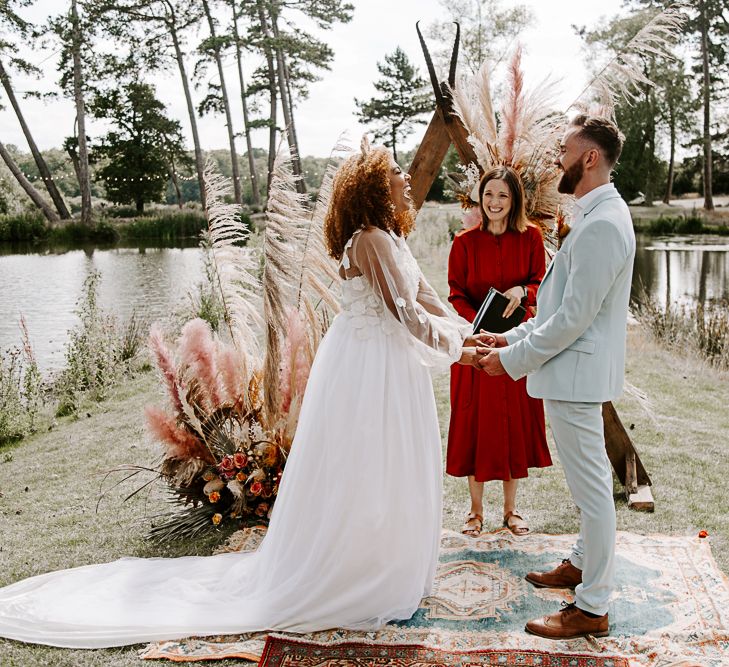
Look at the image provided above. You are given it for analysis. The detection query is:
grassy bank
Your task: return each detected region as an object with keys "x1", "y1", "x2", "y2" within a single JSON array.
[
  {"x1": 0, "y1": 209, "x2": 247, "y2": 246},
  {"x1": 0, "y1": 205, "x2": 727, "y2": 665}
]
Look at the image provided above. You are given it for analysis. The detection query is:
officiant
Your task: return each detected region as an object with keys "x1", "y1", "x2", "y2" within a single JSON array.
[{"x1": 447, "y1": 165, "x2": 551, "y2": 537}]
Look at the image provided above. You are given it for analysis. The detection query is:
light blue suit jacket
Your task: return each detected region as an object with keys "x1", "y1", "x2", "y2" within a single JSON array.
[{"x1": 499, "y1": 185, "x2": 635, "y2": 403}]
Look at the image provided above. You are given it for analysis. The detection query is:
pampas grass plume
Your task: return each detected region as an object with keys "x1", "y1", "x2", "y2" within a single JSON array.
[
  {"x1": 279, "y1": 308, "x2": 311, "y2": 414},
  {"x1": 145, "y1": 405, "x2": 213, "y2": 463},
  {"x1": 217, "y1": 342, "x2": 247, "y2": 408},
  {"x1": 149, "y1": 324, "x2": 182, "y2": 413},
  {"x1": 179, "y1": 319, "x2": 221, "y2": 408}
]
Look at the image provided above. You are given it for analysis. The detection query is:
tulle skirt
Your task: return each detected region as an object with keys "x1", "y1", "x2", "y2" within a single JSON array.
[{"x1": 0, "y1": 314, "x2": 443, "y2": 647}]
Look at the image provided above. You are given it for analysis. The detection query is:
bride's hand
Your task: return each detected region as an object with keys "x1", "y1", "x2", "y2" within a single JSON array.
[
  {"x1": 473, "y1": 330, "x2": 507, "y2": 348},
  {"x1": 458, "y1": 347, "x2": 484, "y2": 369}
]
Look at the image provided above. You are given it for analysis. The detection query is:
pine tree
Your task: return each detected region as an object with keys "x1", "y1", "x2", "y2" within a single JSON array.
[{"x1": 355, "y1": 47, "x2": 431, "y2": 163}]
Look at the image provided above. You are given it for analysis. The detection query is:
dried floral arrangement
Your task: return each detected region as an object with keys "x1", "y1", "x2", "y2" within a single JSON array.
[
  {"x1": 447, "y1": 5, "x2": 685, "y2": 251},
  {"x1": 125, "y1": 145, "x2": 345, "y2": 542}
]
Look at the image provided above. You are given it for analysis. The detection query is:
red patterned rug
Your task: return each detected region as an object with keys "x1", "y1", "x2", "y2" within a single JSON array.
[{"x1": 257, "y1": 634, "x2": 632, "y2": 666}]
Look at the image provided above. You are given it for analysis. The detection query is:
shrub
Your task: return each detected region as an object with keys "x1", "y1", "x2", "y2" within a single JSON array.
[
  {"x1": 118, "y1": 212, "x2": 208, "y2": 240},
  {"x1": 53, "y1": 271, "x2": 145, "y2": 415},
  {"x1": 646, "y1": 214, "x2": 705, "y2": 235},
  {"x1": 0, "y1": 212, "x2": 48, "y2": 242},
  {"x1": 47, "y1": 221, "x2": 119, "y2": 245},
  {"x1": 0, "y1": 319, "x2": 45, "y2": 445},
  {"x1": 103, "y1": 205, "x2": 141, "y2": 218},
  {"x1": 185, "y1": 236, "x2": 227, "y2": 331},
  {"x1": 675, "y1": 215, "x2": 704, "y2": 234},
  {"x1": 633, "y1": 286, "x2": 729, "y2": 370}
]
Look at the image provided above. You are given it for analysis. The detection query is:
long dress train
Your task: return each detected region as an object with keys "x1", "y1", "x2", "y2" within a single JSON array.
[{"x1": 0, "y1": 226, "x2": 469, "y2": 648}]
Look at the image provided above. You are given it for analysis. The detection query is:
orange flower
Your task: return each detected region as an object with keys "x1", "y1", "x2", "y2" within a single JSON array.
[
  {"x1": 233, "y1": 452, "x2": 248, "y2": 468},
  {"x1": 557, "y1": 218, "x2": 571, "y2": 249},
  {"x1": 250, "y1": 481, "x2": 263, "y2": 496},
  {"x1": 212, "y1": 513, "x2": 222, "y2": 526},
  {"x1": 698, "y1": 530, "x2": 709, "y2": 538},
  {"x1": 236, "y1": 471, "x2": 246, "y2": 482},
  {"x1": 209, "y1": 491, "x2": 221, "y2": 503}
]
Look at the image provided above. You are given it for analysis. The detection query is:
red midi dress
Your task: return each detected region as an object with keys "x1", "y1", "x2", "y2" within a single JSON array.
[{"x1": 447, "y1": 223, "x2": 552, "y2": 482}]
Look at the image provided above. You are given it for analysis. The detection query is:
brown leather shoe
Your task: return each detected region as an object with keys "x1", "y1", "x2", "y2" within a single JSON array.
[
  {"x1": 525, "y1": 558, "x2": 582, "y2": 589},
  {"x1": 525, "y1": 603, "x2": 609, "y2": 639}
]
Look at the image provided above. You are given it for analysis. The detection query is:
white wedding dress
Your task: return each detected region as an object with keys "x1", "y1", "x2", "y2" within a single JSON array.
[{"x1": 0, "y1": 227, "x2": 469, "y2": 648}]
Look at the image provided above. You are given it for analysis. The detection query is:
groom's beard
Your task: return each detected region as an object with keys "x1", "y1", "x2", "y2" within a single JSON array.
[{"x1": 557, "y1": 160, "x2": 584, "y2": 195}]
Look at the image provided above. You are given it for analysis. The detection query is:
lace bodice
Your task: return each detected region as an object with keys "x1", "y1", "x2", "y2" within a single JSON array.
[
  {"x1": 340, "y1": 230, "x2": 416, "y2": 339},
  {"x1": 336, "y1": 228, "x2": 470, "y2": 364}
]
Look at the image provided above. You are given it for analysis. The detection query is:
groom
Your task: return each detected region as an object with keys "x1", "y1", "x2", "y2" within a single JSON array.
[{"x1": 479, "y1": 114, "x2": 635, "y2": 639}]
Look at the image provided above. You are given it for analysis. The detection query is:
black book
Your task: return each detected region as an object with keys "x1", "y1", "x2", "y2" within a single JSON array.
[{"x1": 472, "y1": 287, "x2": 527, "y2": 334}]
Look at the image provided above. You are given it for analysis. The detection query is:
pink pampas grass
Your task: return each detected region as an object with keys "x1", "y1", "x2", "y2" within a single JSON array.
[
  {"x1": 149, "y1": 324, "x2": 182, "y2": 412},
  {"x1": 279, "y1": 308, "x2": 311, "y2": 414},
  {"x1": 502, "y1": 47, "x2": 524, "y2": 165},
  {"x1": 217, "y1": 343, "x2": 246, "y2": 407},
  {"x1": 145, "y1": 405, "x2": 214, "y2": 463},
  {"x1": 178, "y1": 319, "x2": 221, "y2": 408}
]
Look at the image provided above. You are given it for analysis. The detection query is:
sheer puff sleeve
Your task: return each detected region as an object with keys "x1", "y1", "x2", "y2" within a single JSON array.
[{"x1": 348, "y1": 227, "x2": 470, "y2": 367}]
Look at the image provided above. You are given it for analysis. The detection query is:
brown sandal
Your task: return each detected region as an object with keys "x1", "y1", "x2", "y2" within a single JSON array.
[
  {"x1": 462, "y1": 512, "x2": 483, "y2": 537},
  {"x1": 503, "y1": 510, "x2": 530, "y2": 535}
]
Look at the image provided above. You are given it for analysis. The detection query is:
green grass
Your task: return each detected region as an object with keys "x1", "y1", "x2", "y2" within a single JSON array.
[
  {"x1": 0, "y1": 209, "x2": 219, "y2": 246},
  {"x1": 1, "y1": 203, "x2": 727, "y2": 664}
]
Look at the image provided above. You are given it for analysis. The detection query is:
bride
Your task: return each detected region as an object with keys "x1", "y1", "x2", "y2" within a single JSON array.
[{"x1": 0, "y1": 142, "x2": 485, "y2": 648}]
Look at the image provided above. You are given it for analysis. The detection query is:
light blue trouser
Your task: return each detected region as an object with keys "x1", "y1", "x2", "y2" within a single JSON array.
[{"x1": 544, "y1": 399, "x2": 616, "y2": 616}]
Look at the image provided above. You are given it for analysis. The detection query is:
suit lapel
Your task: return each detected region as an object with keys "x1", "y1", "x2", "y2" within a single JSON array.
[{"x1": 538, "y1": 190, "x2": 622, "y2": 295}]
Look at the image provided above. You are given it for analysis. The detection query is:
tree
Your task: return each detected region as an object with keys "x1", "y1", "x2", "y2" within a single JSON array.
[
  {"x1": 229, "y1": 0, "x2": 261, "y2": 207},
  {"x1": 0, "y1": 140, "x2": 60, "y2": 222},
  {"x1": 576, "y1": 9, "x2": 697, "y2": 204},
  {"x1": 68, "y1": 0, "x2": 93, "y2": 225},
  {"x1": 243, "y1": 0, "x2": 353, "y2": 193},
  {"x1": 197, "y1": 0, "x2": 242, "y2": 204},
  {"x1": 355, "y1": 47, "x2": 432, "y2": 163},
  {"x1": 91, "y1": 82, "x2": 188, "y2": 213},
  {"x1": 93, "y1": 0, "x2": 207, "y2": 208},
  {"x1": 625, "y1": 0, "x2": 729, "y2": 210},
  {"x1": 427, "y1": 0, "x2": 533, "y2": 75},
  {"x1": 0, "y1": 0, "x2": 71, "y2": 219}
]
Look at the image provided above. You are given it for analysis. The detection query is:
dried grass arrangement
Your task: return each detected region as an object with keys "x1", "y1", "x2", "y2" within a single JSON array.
[{"x1": 131, "y1": 144, "x2": 346, "y2": 541}]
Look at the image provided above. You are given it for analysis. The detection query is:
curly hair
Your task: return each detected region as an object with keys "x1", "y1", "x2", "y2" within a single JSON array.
[
  {"x1": 324, "y1": 146, "x2": 414, "y2": 260},
  {"x1": 478, "y1": 165, "x2": 529, "y2": 233}
]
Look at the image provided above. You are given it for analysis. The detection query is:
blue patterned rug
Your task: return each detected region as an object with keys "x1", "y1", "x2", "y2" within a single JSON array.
[{"x1": 140, "y1": 528, "x2": 729, "y2": 666}]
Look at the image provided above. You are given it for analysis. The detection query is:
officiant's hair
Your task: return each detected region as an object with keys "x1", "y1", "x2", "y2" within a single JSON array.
[
  {"x1": 477, "y1": 165, "x2": 528, "y2": 233},
  {"x1": 324, "y1": 146, "x2": 415, "y2": 261},
  {"x1": 570, "y1": 115, "x2": 624, "y2": 168}
]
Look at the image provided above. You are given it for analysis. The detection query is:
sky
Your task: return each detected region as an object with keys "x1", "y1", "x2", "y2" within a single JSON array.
[{"x1": 1, "y1": 0, "x2": 627, "y2": 159}]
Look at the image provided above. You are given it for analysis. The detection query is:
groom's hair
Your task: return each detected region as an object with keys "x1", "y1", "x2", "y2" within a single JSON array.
[{"x1": 570, "y1": 115, "x2": 624, "y2": 168}]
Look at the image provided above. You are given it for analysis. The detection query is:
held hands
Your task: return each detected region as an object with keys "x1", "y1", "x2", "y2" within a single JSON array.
[
  {"x1": 459, "y1": 330, "x2": 508, "y2": 373},
  {"x1": 477, "y1": 347, "x2": 507, "y2": 375},
  {"x1": 502, "y1": 286, "x2": 526, "y2": 318},
  {"x1": 473, "y1": 330, "x2": 508, "y2": 348},
  {"x1": 458, "y1": 347, "x2": 487, "y2": 369}
]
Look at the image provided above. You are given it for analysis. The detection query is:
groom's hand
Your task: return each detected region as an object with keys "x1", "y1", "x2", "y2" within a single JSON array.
[{"x1": 477, "y1": 347, "x2": 507, "y2": 376}]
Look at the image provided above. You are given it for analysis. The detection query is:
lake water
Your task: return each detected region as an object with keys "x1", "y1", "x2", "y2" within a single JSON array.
[{"x1": 1, "y1": 234, "x2": 728, "y2": 373}]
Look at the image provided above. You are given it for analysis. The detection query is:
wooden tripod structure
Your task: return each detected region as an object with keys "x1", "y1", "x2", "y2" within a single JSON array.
[{"x1": 406, "y1": 24, "x2": 654, "y2": 511}]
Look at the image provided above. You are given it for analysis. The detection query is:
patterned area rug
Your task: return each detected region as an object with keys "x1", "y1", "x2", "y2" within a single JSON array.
[
  {"x1": 257, "y1": 634, "x2": 632, "y2": 666},
  {"x1": 140, "y1": 528, "x2": 729, "y2": 666}
]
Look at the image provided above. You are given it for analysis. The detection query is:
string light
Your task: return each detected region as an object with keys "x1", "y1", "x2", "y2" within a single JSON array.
[{"x1": 17, "y1": 170, "x2": 200, "y2": 183}]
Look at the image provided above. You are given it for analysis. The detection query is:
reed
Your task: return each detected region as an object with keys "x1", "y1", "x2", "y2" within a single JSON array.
[{"x1": 632, "y1": 287, "x2": 729, "y2": 370}]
